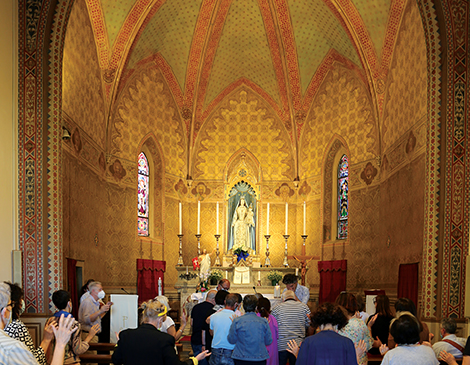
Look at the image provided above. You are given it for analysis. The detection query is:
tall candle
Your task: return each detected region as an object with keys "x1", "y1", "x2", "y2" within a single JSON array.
[
  {"x1": 179, "y1": 202, "x2": 182, "y2": 235},
  {"x1": 197, "y1": 200, "x2": 201, "y2": 235},
  {"x1": 295, "y1": 268, "x2": 299, "y2": 276},
  {"x1": 266, "y1": 203, "x2": 270, "y2": 235},
  {"x1": 216, "y1": 202, "x2": 219, "y2": 235},
  {"x1": 225, "y1": 270, "x2": 228, "y2": 279},
  {"x1": 285, "y1": 202, "x2": 288, "y2": 235},
  {"x1": 303, "y1": 201, "x2": 306, "y2": 235},
  {"x1": 186, "y1": 266, "x2": 189, "y2": 274},
  {"x1": 258, "y1": 271, "x2": 261, "y2": 281}
]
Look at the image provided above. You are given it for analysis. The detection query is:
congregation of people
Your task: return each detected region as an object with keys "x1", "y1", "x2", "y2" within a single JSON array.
[{"x1": 2, "y1": 273, "x2": 470, "y2": 364}]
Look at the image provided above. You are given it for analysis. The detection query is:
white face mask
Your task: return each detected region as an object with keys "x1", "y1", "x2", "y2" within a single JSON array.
[
  {"x1": 1, "y1": 307, "x2": 11, "y2": 327},
  {"x1": 97, "y1": 290, "x2": 106, "y2": 300}
]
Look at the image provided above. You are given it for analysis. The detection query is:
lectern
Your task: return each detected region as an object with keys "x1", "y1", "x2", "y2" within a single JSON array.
[{"x1": 110, "y1": 294, "x2": 139, "y2": 344}]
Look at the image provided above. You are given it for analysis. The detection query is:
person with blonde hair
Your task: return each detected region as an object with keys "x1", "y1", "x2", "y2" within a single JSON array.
[
  {"x1": 112, "y1": 299, "x2": 209, "y2": 365},
  {"x1": 154, "y1": 295, "x2": 187, "y2": 341}
]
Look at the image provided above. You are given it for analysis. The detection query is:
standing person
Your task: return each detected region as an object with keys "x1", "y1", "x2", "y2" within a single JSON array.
[
  {"x1": 209, "y1": 294, "x2": 238, "y2": 365},
  {"x1": 78, "y1": 281, "x2": 112, "y2": 343},
  {"x1": 367, "y1": 294, "x2": 394, "y2": 355},
  {"x1": 440, "y1": 336, "x2": 470, "y2": 365},
  {"x1": 356, "y1": 294, "x2": 370, "y2": 323},
  {"x1": 228, "y1": 295, "x2": 272, "y2": 365},
  {"x1": 286, "y1": 303, "x2": 358, "y2": 365},
  {"x1": 80, "y1": 279, "x2": 95, "y2": 304},
  {"x1": 191, "y1": 290, "x2": 217, "y2": 365},
  {"x1": 112, "y1": 300, "x2": 209, "y2": 365},
  {"x1": 4, "y1": 282, "x2": 54, "y2": 365},
  {"x1": 281, "y1": 274, "x2": 309, "y2": 305},
  {"x1": 50, "y1": 289, "x2": 100, "y2": 364},
  {"x1": 432, "y1": 318, "x2": 466, "y2": 360},
  {"x1": 379, "y1": 312, "x2": 438, "y2": 365},
  {"x1": 256, "y1": 297, "x2": 278, "y2": 365},
  {"x1": 272, "y1": 290, "x2": 311, "y2": 365},
  {"x1": 154, "y1": 295, "x2": 187, "y2": 341},
  {"x1": 335, "y1": 292, "x2": 373, "y2": 365}
]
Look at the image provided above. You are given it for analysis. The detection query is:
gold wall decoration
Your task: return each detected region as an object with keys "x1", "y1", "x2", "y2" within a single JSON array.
[
  {"x1": 62, "y1": 0, "x2": 106, "y2": 149},
  {"x1": 382, "y1": 0, "x2": 427, "y2": 152},
  {"x1": 194, "y1": 88, "x2": 293, "y2": 181},
  {"x1": 300, "y1": 64, "x2": 377, "y2": 179},
  {"x1": 112, "y1": 66, "x2": 186, "y2": 177}
]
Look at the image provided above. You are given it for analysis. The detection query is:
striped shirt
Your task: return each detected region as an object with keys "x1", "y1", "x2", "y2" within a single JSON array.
[
  {"x1": 0, "y1": 329, "x2": 39, "y2": 365},
  {"x1": 272, "y1": 299, "x2": 310, "y2": 351}
]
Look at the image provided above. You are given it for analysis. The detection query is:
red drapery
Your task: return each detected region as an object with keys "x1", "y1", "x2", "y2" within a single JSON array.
[
  {"x1": 397, "y1": 263, "x2": 419, "y2": 306},
  {"x1": 66, "y1": 258, "x2": 78, "y2": 318},
  {"x1": 137, "y1": 259, "x2": 166, "y2": 304},
  {"x1": 318, "y1": 260, "x2": 347, "y2": 304}
]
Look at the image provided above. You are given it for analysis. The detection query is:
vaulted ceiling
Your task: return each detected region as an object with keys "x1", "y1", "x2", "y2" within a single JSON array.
[{"x1": 83, "y1": 0, "x2": 406, "y2": 143}]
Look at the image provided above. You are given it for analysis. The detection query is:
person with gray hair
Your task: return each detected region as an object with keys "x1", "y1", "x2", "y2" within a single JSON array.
[
  {"x1": 272, "y1": 290, "x2": 310, "y2": 365},
  {"x1": 0, "y1": 282, "x2": 79, "y2": 365},
  {"x1": 432, "y1": 317, "x2": 466, "y2": 360},
  {"x1": 154, "y1": 295, "x2": 187, "y2": 342}
]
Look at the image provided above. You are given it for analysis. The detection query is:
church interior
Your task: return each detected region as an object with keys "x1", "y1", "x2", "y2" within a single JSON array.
[{"x1": 0, "y1": 0, "x2": 469, "y2": 347}]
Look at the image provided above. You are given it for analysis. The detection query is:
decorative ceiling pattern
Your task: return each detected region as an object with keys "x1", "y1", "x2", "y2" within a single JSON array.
[
  {"x1": 204, "y1": 0, "x2": 280, "y2": 108},
  {"x1": 288, "y1": 0, "x2": 361, "y2": 95},
  {"x1": 65, "y1": 0, "x2": 412, "y2": 174},
  {"x1": 353, "y1": 0, "x2": 392, "y2": 61},
  {"x1": 126, "y1": 0, "x2": 203, "y2": 91},
  {"x1": 101, "y1": 0, "x2": 135, "y2": 48}
]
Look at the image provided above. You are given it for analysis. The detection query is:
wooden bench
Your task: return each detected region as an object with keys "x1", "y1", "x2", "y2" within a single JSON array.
[
  {"x1": 79, "y1": 354, "x2": 113, "y2": 364},
  {"x1": 367, "y1": 353, "x2": 383, "y2": 364}
]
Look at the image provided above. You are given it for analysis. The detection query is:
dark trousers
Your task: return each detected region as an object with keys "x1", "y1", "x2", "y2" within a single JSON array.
[{"x1": 279, "y1": 350, "x2": 296, "y2": 365}]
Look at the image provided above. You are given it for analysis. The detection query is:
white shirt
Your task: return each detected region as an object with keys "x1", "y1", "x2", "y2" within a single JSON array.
[
  {"x1": 159, "y1": 316, "x2": 175, "y2": 333},
  {"x1": 0, "y1": 329, "x2": 39, "y2": 365},
  {"x1": 432, "y1": 334, "x2": 467, "y2": 359}
]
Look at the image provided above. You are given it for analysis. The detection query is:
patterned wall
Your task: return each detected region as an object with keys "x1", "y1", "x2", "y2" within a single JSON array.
[
  {"x1": 112, "y1": 66, "x2": 186, "y2": 176},
  {"x1": 300, "y1": 64, "x2": 377, "y2": 179},
  {"x1": 63, "y1": 0, "x2": 106, "y2": 148},
  {"x1": 194, "y1": 88, "x2": 294, "y2": 181},
  {"x1": 382, "y1": 0, "x2": 427, "y2": 152}
]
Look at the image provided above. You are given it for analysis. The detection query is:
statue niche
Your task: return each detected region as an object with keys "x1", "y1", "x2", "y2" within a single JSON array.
[{"x1": 227, "y1": 182, "x2": 257, "y2": 252}]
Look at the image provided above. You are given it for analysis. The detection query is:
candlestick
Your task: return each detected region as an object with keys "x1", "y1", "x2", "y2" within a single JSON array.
[
  {"x1": 303, "y1": 201, "x2": 306, "y2": 235},
  {"x1": 258, "y1": 270, "x2": 261, "y2": 281},
  {"x1": 216, "y1": 202, "x2": 219, "y2": 235},
  {"x1": 225, "y1": 270, "x2": 228, "y2": 279},
  {"x1": 264, "y1": 235, "x2": 271, "y2": 267},
  {"x1": 179, "y1": 202, "x2": 182, "y2": 235},
  {"x1": 186, "y1": 265, "x2": 189, "y2": 274},
  {"x1": 197, "y1": 200, "x2": 201, "y2": 235},
  {"x1": 177, "y1": 234, "x2": 184, "y2": 266},
  {"x1": 295, "y1": 268, "x2": 299, "y2": 276},
  {"x1": 301, "y1": 234, "x2": 308, "y2": 256},
  {"x1": 283, "y1": 234, "x2": 290, "y2": 267},
  {"x1": 214, "y1": 234, "x2": 221, "y2": 266},
  {"x1": 285, "y1": 202, "x2": 288, "y2": 236},
  {"x1": 195, "y1": 234, "x2": 201, "y2": 256},
  {"x1": 266, "y1": 203, "x2": 270, "y2": 235}
]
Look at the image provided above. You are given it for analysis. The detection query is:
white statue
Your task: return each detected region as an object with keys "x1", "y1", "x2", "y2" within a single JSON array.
[
  {"x1": 199, "y1": 249, "x2": 211, "y2": 281},
  {"x1": 231, "y1": 196, "x2": 255, "y2": 251}
]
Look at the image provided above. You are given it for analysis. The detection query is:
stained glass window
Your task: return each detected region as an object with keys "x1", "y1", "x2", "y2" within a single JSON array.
[
  {"x1": 337, "y1": 154, "x2": 348, "y2": 239},
  {"x1": 137, "y1": 152, "x2": 149, "y2": 236}
]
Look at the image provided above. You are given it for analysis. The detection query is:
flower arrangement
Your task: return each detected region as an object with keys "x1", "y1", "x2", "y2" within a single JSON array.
[
  {"x1": 196, "y1": 280, "x2": 209, "y2": 293},
  {"x1": 233, "y1": 245, "x2": 249, "y2": 262},
  {"x1": 208, "y1": 269, "x2": 223, "y2": 282},
  {"x1": 267, "y1": 270, "x2": 283, "y2": 284}
]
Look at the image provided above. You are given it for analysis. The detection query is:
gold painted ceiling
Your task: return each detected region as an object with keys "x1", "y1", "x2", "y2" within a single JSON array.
[{"x1": 83, "y1": 0, "x2": 406, "y2": 143}]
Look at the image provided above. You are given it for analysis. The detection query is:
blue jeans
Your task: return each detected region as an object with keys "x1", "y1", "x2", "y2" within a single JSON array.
[
  {"x1": 209, "y1": 348, "x2": 234, "y2": 365},
  {"x1": 278, "y1": 350, "x2": 296, "y2": 365},
  {"x1": 192, "y1": 344, "x2": 209, "y2": 365}
]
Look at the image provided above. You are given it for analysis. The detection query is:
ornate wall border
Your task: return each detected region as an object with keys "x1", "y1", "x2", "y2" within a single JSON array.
[{"x1": 439, "y1": 0, "x2": 469, "y2": 318}]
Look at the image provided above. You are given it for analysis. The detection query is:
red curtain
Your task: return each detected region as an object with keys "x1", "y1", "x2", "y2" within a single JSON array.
[
  {"x1": 137, "y1": 259, "x2": 166, "y2": 304},
  {"x1": 66, "y1": 258, "x2": 78, "y2": 318},
  {"x1": 318, "y1": 260, "x2": 347, "y2": 304},
  {"x1": 397, "y1": 263, "x2": 419, "y2": 306}
]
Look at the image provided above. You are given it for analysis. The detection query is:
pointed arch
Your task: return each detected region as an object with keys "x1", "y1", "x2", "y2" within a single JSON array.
[{"x1": 321, "y1": 135, "x2": 350, "y2": 243}]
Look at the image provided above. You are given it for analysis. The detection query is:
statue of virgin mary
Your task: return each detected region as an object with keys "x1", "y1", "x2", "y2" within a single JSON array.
[{"x1": 228, "y1": 193, "x2": 256, "y2": 251}]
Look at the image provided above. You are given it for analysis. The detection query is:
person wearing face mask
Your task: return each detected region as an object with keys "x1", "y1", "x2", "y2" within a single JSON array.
[
  {"x1": 0, "y1": 282, "x2": 40, "y2": 364},
  {"x1": 78, "y1": 281, "x2": 113, "y2": 345},
  {"x1": 51, "y1": 290, "x2": 100, "y2": 364},
  {"x1": 3, "y1": 282, "x2": 54, "y2": 365}
]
